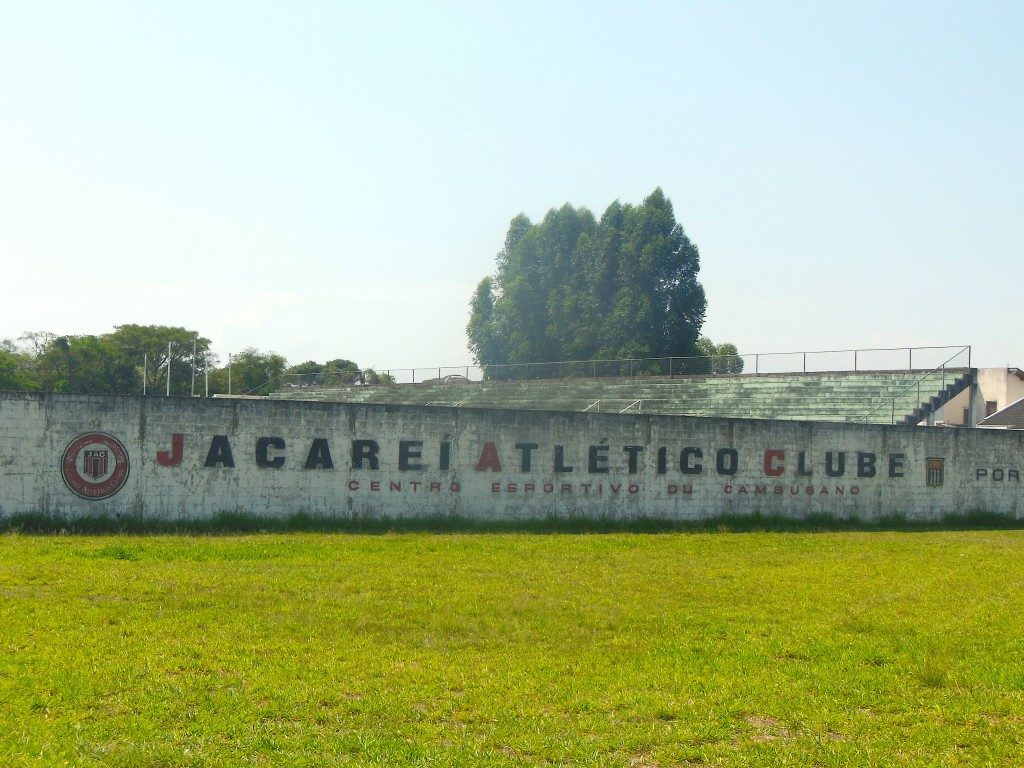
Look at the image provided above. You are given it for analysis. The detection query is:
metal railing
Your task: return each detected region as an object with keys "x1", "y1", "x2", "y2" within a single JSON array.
[
  {"x1": 582, "y1": 399, "x2": 660, "y2": 414},
  {"x1": 372, "y1": 345, "x2": 971, "y2": 385},
  {"x1": 253, "y1": 344, "x2": 973, "y2": 394},
  {"x1": 857, "y1": 347, "x2": 973, "y2": 424}
]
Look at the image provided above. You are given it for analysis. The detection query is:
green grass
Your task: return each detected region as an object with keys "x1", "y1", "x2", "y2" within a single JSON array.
[{"x1": 0, "y1": 531, "x2": 1022, "y2": 766}]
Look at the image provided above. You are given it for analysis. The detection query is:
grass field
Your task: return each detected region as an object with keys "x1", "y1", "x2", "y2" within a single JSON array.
[{"x1": 1, "y1": 530, "x2": 1022, "y2": 767}]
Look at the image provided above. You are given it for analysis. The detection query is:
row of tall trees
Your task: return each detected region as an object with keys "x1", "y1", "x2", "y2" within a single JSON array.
[
  {"x1": 0, "y1": 325, "x2": 384, "y2": 396},
  {"x1": 467, "y1": 188, "x2": 740, "y2": 377}
]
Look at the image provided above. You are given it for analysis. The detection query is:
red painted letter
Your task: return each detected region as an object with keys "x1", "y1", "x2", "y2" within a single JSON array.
[
  {"x1": 763, "y1": 449, "x2": 784, "y2": 477},
  {"x1": 157, "y1": 433, "x2": 184, "y2": 467},
  {"x1": 475, "y1": 442, "x2": 502, "y2": 472}
]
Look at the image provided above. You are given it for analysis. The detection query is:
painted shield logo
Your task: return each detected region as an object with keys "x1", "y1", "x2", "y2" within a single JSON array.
[{"x1": 61, "y1": 433, "x2": 130, "y2": 500}]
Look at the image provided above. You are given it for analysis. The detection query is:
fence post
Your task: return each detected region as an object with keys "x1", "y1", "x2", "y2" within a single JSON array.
[
  {"x1": 853, "y1": 350, "x2": 857, "y2": 371},
  {"x1": 803, "y1": 352, "x2": 807, "y2": 373},
  {"x1": 755, "y1": 354, "x2": 759, "y2": 374},
  {"x1": 908, "y1": 348, "x2": 912, "y2": 370}
]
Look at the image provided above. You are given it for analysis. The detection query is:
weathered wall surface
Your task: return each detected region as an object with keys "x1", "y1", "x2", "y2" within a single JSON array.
[{"x1": 1, "y1": 392, "x2": 1023, "y2": 520}]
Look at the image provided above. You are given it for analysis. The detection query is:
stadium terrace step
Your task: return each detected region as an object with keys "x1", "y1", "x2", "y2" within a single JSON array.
[{"x1": 266, "y1": 368, "x2": 975, "y2": 425}]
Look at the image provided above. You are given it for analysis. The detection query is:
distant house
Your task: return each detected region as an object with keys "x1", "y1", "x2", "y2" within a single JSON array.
[
  {"x1": 977, "y1": 394, "x2": 1024, "y2": 429},
  {"x1": 926, "y1": 368, "x2": 1024, "y2": 427}
]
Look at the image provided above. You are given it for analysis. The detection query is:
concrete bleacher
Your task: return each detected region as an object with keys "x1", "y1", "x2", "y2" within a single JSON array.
[{"x1": 268, "y1": 368, "x2": 975, "y2": 425}]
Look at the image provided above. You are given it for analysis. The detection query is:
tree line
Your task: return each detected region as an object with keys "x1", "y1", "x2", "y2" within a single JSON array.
[{"x1": 0, "y1": 325, "x2": 389, "y2": 396}]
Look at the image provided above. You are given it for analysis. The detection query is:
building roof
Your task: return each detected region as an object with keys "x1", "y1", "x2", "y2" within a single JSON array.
[{"x1": 979, "y1": 394, "x2": 1024, "y2": 428}]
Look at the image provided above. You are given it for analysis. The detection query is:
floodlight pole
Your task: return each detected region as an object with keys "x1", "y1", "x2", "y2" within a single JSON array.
[
  {"x1": 166, "y1": 341, "x2": 172, "y2": 396},
  {"x1": 143, "y1": 353, "x2": 147, "y2": 395},
  {"x1": 191, "y1": 336, "x2": 197, "y2": 397}
]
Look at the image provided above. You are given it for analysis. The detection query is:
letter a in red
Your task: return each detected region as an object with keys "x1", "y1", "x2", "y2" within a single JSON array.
[{"x1": 475, "y1": 441, "x2": 502, "y2": 472}]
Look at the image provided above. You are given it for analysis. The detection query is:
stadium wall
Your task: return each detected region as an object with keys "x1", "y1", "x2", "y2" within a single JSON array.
[{"x1": 1, "y1": 392, "x2": 1023, "y2": 520}]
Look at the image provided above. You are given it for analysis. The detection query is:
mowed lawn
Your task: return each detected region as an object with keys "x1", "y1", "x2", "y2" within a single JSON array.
[{"x1": 0, "y1": 532, "x2": 1022, "y2": 767}]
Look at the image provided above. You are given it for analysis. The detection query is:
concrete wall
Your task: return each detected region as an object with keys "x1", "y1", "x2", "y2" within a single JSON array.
[{"x1": 2, "y1": 392, "x2": 1024, "y2": 520}]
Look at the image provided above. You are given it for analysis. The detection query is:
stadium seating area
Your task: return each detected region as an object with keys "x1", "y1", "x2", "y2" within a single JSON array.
[{"x1": 269, "y1": 368, "x2": 975, "y2": 425}]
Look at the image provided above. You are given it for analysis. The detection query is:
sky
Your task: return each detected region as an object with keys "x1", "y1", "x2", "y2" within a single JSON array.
[{"x1": 0, "y1": 1, "x2": 1021, "y2": 371}]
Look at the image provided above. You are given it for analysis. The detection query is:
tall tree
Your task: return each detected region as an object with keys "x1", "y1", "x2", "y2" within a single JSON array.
[
  {"x1": 696, "y1": 337, "x2": 745, "y2": 374},
  {"x1": 105, "y1": 324, "x2": 214, "y2": 396},
  {"x1": 211, "y1": 348, "x2": 287, "y2": 396},
  {"x1": 0, "y1": 349, "x2": 35, "y2": 391},
  {"x1": 467, "y1": 189, "x2": 709, "y2": 376}
]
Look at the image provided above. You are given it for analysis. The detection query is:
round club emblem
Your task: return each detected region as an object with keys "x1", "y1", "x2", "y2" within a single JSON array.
[{"x1": 61, "y1": 433, "x2": 130, "y2": 500}]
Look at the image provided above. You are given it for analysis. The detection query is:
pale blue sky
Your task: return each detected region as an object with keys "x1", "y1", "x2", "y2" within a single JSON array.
[{"x1": 1, "y1": 2, "x2": 1021, "y2": 369}]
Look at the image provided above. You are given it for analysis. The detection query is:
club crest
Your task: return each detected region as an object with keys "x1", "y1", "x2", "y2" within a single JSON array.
[{"x1": 61, "y1": 433, "x2": 130, "y2": 500}]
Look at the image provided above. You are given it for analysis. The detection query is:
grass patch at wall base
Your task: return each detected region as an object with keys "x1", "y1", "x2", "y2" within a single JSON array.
[{"x1": 2, "y1": 509, "x2": 1022, "y2": 535}]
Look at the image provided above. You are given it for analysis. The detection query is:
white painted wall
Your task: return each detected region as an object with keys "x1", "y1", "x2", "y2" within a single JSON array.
[
  {"x1": 2, "y1": 392, "x2": 1023, "y2": 520},
  {"x1": 932, "y1": 368, "x2": 1024, "y2": 426}
]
